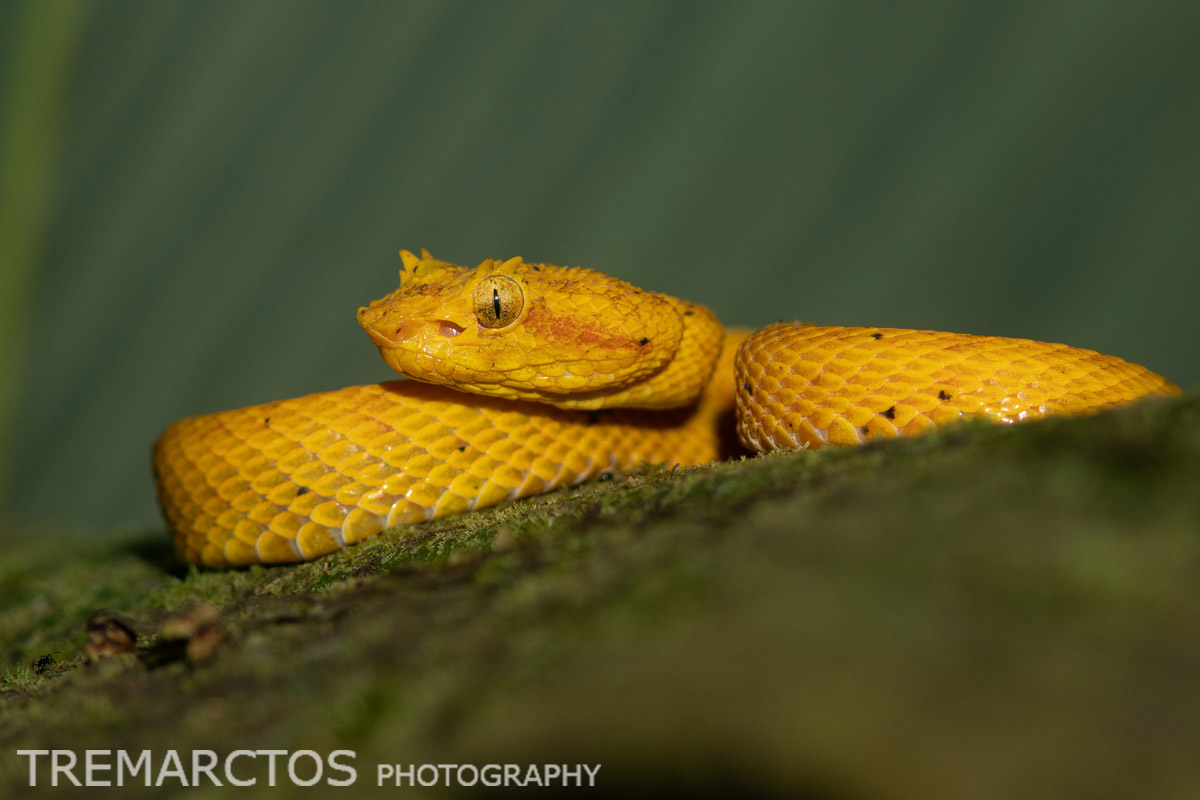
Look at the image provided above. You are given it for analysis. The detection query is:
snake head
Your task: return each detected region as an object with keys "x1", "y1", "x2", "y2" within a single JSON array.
[{"x1": 356, "y1": 251, "x2": 710, "y2": 409}]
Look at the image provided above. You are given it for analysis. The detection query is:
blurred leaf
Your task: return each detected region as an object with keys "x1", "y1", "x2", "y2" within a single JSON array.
[{"x1": 0, "y1": 0, "x2": 84, "y2": 500}]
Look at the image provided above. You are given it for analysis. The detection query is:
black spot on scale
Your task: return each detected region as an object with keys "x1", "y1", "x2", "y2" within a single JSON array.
[
  {"x1": 457, "y1": 444, "x2": 467, "y2": 452},
  {"x1": 639, "y1": 337, "x2": 649, "y2": 346},
  {"x1": 938, "y1": 390, "x2": 951, "y2": 400},
  {"x1": 742, "y1": 380, "x2": 751, "y2": 393},
  {"x1": 871, "y1": 332, "x2": 883, "y2": 340},
  {"x1": 684, "y1": 310, "x2": 694, "y2": 317},
  {"x1": 296, "y1": 487, "x2": 310, "y2": 496},
  {"x1": 883, "y1": 406, "x2": 896, "y2": 420}
]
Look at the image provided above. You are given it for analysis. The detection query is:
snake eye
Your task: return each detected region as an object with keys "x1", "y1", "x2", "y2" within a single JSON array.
[{"x1": 473, "y1": 275, "x2": 523, "y2": 328}]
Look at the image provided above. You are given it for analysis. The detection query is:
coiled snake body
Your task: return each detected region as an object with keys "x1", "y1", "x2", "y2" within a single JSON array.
[{"x1": 154, "y1": 252, "x2": 1180, "y2": 567}]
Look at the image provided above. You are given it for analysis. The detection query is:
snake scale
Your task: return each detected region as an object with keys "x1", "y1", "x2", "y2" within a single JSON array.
[{"x1": 154, "y1": 251, "x2": 1180, "y2": 567}]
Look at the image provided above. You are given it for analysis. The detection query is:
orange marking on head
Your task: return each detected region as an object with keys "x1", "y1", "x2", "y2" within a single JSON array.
[{"x1": 525, "y1": 301, "x2": 633, "y2": 351}]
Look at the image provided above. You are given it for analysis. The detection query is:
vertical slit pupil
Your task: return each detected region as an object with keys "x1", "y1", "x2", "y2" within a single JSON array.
[{"x1": 493, "y1": 288, "x2": 501, "y2": 319}]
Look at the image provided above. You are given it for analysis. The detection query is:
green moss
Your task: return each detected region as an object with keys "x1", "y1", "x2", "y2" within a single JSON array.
[{"x1": 3, "y1": 395, "x2": 1200, "y2": 797}]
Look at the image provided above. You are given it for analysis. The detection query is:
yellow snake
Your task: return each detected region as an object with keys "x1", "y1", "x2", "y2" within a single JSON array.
[{"x1": 154, "y1": 251, "x2": 1181, "y2": 567}]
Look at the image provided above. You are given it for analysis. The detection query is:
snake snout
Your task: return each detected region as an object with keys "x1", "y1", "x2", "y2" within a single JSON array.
[
  {"x1": 357, "y1": 307, "x2": 402, "y2": 347},
  {"x1": 358, "y1": 304, "x2": 427, "y2": 347}
]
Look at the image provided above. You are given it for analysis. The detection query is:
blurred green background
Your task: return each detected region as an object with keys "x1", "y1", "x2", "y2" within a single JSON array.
[{"x1": 2, "y1": 0, "x2": 1198, "y2": 536}]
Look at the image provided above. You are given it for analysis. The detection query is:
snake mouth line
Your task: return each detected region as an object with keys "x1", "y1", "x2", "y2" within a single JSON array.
[{"x1": 363, "y1": 327, "x2": 391, "y2": 348}]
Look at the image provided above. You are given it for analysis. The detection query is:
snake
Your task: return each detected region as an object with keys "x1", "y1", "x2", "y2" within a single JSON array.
[{"x1": 153, "y1": 251, "x2": 1181, "y2": 567}]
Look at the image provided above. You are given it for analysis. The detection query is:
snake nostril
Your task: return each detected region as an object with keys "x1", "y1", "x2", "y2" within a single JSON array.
[{"x1": 439, "y1": 321, "x2": 464, "y2": 338}]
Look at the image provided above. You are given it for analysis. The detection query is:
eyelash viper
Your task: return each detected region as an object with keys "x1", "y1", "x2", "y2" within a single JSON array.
[{"x1": 154, "y1": 251, "x2": 1181, "y2": 567}]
